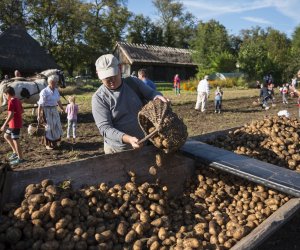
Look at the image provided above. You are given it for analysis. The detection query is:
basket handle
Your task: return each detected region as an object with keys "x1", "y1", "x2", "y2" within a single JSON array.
[{"x1": 137, "y1": 128, "x2": 158, "y2": 145}]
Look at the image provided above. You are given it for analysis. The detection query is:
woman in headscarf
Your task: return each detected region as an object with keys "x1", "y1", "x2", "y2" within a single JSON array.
[{"x1": 37, "y1": 74, "x2": 64, "y2": 150}]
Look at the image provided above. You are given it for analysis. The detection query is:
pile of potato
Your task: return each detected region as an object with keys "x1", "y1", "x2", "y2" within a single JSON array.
[
  {"x1": 0, "y1": 166, "x2": 290, "y2": 250},
  {"x1": 207, "y1": 116, "x2": 300, "y2": 171}
]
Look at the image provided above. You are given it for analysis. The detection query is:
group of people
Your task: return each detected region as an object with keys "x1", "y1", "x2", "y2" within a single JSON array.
[
  {"x1": 3, "y1": 57, "x2": 300, "y2": 165},
  {"x1": 259, "y1": 73, "x2": 300, "y2": 112},
  {"x1": 195, "y1": 75, "x2": 223, "y2": 113},
  {"x1": 1, "y1": 73, "x2": 79, "y2": 165}
]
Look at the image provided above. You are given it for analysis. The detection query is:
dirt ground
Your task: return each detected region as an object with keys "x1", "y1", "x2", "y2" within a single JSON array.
[{"x1": 0, "y1": 91, "x2": 299, "y2": 249}]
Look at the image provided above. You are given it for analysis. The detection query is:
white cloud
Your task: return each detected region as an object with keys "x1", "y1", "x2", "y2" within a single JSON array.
[
  {"x1": 181, "y1": 0, "x2": 300, "y2": 22},
  {"x1": 242, "y1": 16, "x2": 272, "y2": 25}
]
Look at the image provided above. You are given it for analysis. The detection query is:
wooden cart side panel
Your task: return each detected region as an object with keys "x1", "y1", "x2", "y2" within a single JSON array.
[{"x1": 4, "y1": 146, "x2": 195, "y2": 203}]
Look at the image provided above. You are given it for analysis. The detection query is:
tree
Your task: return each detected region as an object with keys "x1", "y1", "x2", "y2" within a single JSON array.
[
  {"x1": 288, "y1": 25, "x2": 300, "y2": 79},
  {"x1": 83, "y1": 0, "x2": 130, "y2": 75},
  {"x1": 152, "y1": 0, "x2": 196, "y2": 48},
  {"x1": 0, "y1": 0, "x2": 26, "y2": 31},
  {"x1": 238, "y1": 27, "x2": 270, "y2": 80},
  {"x1": 126, "y1": 14, "x2": 163, "y2": 45},
  {"x1": 238, "y1": 27, "x2": 291, "y2": 82},
  {"x1": 191, "y1": 19, "x2": 234, "y2": 77},
  {"x1": 265, "y1": 28, "x2": 291, "y2": 82}
]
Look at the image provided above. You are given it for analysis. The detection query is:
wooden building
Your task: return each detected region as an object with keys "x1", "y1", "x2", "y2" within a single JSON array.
[
  {"x1": 0, "y1": 25, "x2": 58, "y2": 77},
  {"x1": 113, "y1": 42, "x2": 197, "y2": 82}
]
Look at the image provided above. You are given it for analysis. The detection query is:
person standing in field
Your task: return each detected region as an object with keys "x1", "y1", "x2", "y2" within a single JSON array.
[
  {"x1": 0, "y1": 86, "x2": 25, "y2": 165},
  {"x1": 66, "y1": 95, "x2": 79, "y2": 144},
  {"x1": 92, "y1": 54, "x2": 168, "y2": 154},
  {"x1": 195, "y1": 75, "x2": 210, "y2": 112},
  {"x1": 282, "y1": 84, "x2": 288, "y2": 104},
  {"x1": 173, "y1": 74, "x2": 181, "y2": 96},
  {"x1": 138, "y1": 68, "x2": 156, "y2": 90},
  {"x1": 37, "y1": 75, "x2": 64, "y2": 150},
  {"x1": 214, "y1": 86, "x2": 223, "y2": 113}
]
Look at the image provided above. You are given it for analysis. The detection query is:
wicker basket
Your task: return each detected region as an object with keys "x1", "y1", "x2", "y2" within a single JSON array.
[
  {"x1": 28, "y1": 123, "x2": 45, "y2": 137},
  {"x1": 138, "y1": 99, "x2": 188, "y2": 153}
]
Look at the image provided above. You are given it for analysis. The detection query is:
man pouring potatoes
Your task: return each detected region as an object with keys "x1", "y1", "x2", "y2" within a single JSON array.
[{"x1": 92, "y1": 54, "x2": 168, "y2": 154}]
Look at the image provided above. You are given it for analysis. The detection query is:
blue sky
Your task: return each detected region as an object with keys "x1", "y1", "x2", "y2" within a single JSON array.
[{"x1": 127, "y1": 0, "x2": 300, "y2": 38}]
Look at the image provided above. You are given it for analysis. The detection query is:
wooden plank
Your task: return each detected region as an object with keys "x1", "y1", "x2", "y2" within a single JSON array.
[
  {"x1": 4, "y1": 146, "x2": 194, "y2": 203},
  {"x1": 231, "y1": 198, "x2": 300, "y2": 250},
  {"x1": 181, "y1": 140, "x2": 300, "y2": 197}
]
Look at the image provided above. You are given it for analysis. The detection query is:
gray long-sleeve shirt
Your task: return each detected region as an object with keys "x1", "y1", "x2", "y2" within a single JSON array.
[{"x1": 92, "y1": 77, "x2": 161, "y2": 151}]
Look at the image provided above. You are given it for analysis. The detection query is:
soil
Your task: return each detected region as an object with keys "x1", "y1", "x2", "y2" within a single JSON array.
[{"x1": 0, "y1": 93, "x2": 299, "y2": 249}]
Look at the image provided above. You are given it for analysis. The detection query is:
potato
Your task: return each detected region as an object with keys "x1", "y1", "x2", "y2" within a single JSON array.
[
  {"x1": 55, "y1": 228, "x2": 67, "y2": 240},
  {"x1": 41, "y1": 179, "x2": 53, "y2": 188},
  {"x1": 28, "y1": 194, "x2": 46, "y2": 204},
  {"x1": 151, "y1": 218, "x2": 163, "y2": 227},
  {"x1": 55, "y1": 218, "x2": 69, "y2": 230},
  {"x1": 158, "y1": 227, "x2": 167, "y2": 240},
  {"x1": 125, "y1": 230, "x2": 136, "y2": 243},
  {"x1": 31, "y1": 210, "x2": 44, "y2": 220},
  {"x1": 61, "y1": 198, "x2": 76, "y2": 207},
  {"x1": 49, "y1": 201, "x2": 62, "y2": 220},
  {"x1": 149, "y1": 166, "x2": 157, "y2": 175},
  {"x1": 149, "y1": 240, "x2": 160, "y2": 250},
  {"x1": 155, "y1": 153, "x2": 163, "y2": 167},
  {"x1": 183, "y1": 238, "x2": 200, "y2": 248},
  {"x1": 133, "y1": 239, "x2": 143, "y2": 250},
  {"x1": 117, "y1": 221, "x2": 128, "y2": 236},
  {"x1": 6, "y1": 227, "x2": 22, "y2": 244},
  {"x1": 133, "y1": 222, "x2": 143, "y2": 235},
  {"x1": 232, "y1": 226, "x2": 246, "y2": 240},
  {"x1": 125, "y1": 182, "x2": 136, "y2": 192},
  {"x1": 46, "y1": 185, "x2": 59, "y2": 195}
]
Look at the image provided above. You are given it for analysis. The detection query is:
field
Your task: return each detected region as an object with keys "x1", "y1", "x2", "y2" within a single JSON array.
[
  {"x1": 0, "y1": 85, "x2": 299, "y2": 249},
  {"x1": 1, "y1": 85, "x2": 299, "y2": 170}
]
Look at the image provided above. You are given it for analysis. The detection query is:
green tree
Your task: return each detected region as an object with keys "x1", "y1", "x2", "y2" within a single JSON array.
[
  {"x1": 238, "y1": 27, "x2": 291, "y2": 82},
  {"x1": 126, "y1": 14, "x2": 163, "y2": 45},
  {"x1": 152, "y1": 0, "x2": 196, "y2": 48},
  {"x1": 191, "y1": 19, "x2": 234, "y2": 77},
  {"x1": 265, "y1": 28, "x2": 291, "y2": 82},
  {"x1": 0, "y1": 0, "x2": 26, "y2": 31},
  {"x1": 26, "y1": 0, "x2": 90, "y2": 76},
  {"x1": 287, "y1": 25, "x2": 300, "y2": 79},
  {"x1": 83, "y1": 0, "x2": 130, "y2": 75},
  {"x1": 238, "y1": 27, "x2": 269, "y2": 80}
]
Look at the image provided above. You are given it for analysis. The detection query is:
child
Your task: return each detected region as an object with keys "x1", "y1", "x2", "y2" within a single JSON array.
[
  {"x1": 65, "y1": 95, "x2": 79, "y2": 143},
  {"x1": 173, "y1": 74, "x2": 181, "y2": 96},
  {"x1": 282, "y1": 84, "x2": 288, "y2": 104},
  {"x1": 214, "y1": 86, "x2": 223, "y2": 113},
  {"x1": 0, "y1": 86, "x2": 25, "y2": 165}
]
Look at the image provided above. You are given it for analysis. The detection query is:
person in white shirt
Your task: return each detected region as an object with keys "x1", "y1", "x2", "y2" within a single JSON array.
[
  {"x1": 37, "y1": 75, "x2": 64, "y2": 150},
  {"x1": 195, "y1": 75, "x2": 210, "y2": 112}
]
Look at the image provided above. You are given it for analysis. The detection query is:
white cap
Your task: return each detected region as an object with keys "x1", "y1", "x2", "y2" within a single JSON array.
[
  {"x1": 204, "y1": 75, "x2": 209, "y2": 80},
  {"x1": 95, "y1": 54, "x2": 119, "y2": 80}
]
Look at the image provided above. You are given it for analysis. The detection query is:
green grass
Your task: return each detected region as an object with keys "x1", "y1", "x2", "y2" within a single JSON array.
[{"x1": 17, "y1": 85, "x2": 260, "y2": 112}]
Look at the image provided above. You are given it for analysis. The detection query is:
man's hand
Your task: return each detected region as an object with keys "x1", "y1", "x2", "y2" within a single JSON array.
[
  {"x1": 154, "y1": 95, "x2": 169, "y2": 103},
  {"x1": 122, "y1": 134, "x2": 143, "y2": 149}
]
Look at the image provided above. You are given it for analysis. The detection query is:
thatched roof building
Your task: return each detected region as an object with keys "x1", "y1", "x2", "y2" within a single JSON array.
[
  {"x1": 0, "y1": 25, "x2": 58, "y2": 77},
  {"x1": 113, "y1": 42, "x2": 197, "y2": 81}
]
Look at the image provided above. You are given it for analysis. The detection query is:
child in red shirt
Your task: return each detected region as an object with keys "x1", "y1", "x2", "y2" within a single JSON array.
[{"x1": 0, "y1": 86, "x2": 25, "y2": 165}]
